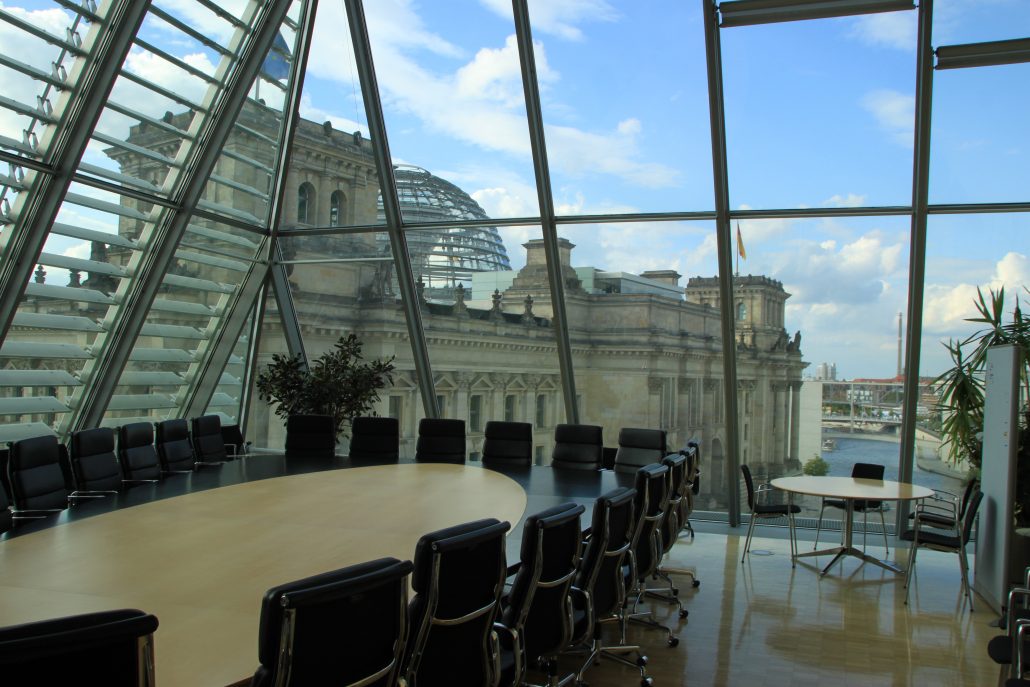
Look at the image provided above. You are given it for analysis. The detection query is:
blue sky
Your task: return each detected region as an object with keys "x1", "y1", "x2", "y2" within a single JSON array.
[{"x1": 1, "y1": 0, "x2": 1027, "y2": 381}]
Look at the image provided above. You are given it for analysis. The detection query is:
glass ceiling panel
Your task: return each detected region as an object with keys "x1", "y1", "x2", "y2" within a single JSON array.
[
  {"x1": 722, "y1": 10, "x2": 917, "y2": 209},
  {"x1": 929, "y1": 62, "x2": 1030, "y2": 205},
  {"x1": 365, "y1": 0, "x2": 539, "y2": 220},
  {"x1": 932, "y1": 0, "x2": 1030, "y2": 46},
  {"x1": 530, "y1": 1, "x2": 715, "y2": 215}
]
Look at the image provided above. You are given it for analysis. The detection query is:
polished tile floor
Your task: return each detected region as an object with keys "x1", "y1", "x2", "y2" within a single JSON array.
[{"x1": 565, "y1": 528, "x2": 1003, "y2": 687}]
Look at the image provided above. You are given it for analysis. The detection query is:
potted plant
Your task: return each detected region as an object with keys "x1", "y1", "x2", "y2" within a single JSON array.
[
  {"x1": 935, "y1": 288, "x2": 1029, "y2": 540},
  {"x1": 256, "y1": 334, "x2": 396, "y2": 449}
]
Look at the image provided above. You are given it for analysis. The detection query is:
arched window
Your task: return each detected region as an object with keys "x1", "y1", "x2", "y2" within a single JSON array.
[
  {"x1": 736, "y1": 301, "x2": 747, "y2": 321},
  {"x1": 297, "y1": 183, "x2": 315, "y2": 224},
  {"x1": 329, "y1": 190, "x2": 345, "y2": 227}
]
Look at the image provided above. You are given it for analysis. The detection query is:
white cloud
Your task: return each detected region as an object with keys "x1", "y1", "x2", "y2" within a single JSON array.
[
  {"x1": 849, "y1": 12, "x2": 917, "y2": 51},
  {"x1": 824, "y1": 193, "x2": 867, "y2": 208},
  {"x1": 922, "y1": 251, "x2": 1030, "y2": 336},
  {"x1": 472, "y1": 186, "x2": 537, "y2": 219},
  {"x1": 478, "y1": 0, "x2": 618, "y2": 41},
  {"x1": 298, "y1": 95, "x2": 369, "y2": 139},
  {"x1": 862, "y1": 89, "x2": 914, "y2": 147}
]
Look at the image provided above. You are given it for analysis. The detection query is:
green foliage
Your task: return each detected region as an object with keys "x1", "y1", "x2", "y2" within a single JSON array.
[
  {"x1": 803, "y1": 454, "x2": 830, "y2": 476},
  {"x1": 256, "y1": 334, "x2": 395, "y2": 442},
  {"x1": 935, "y1": 286, "x2": 1030, "y2": 524}
]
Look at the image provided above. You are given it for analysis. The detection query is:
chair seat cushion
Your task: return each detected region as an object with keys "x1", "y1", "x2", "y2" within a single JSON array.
[
  {"x1": 988, "y1": 634, "x2": 1013, "y2": 665},
  {"x1": 898, "y1": 528, "x2": 959, "y2": 548}
]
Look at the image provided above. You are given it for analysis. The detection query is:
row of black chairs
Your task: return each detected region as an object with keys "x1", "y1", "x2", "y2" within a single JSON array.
[
  {"x1": 344, "y1": 415, "x2": 699, "y2": 478},
  {"x1": 0, "y1": 415, "x2": 240, "y2": 531},
  {"x1": 0, "y1": 454, "x2": 697, "y2": 686}
]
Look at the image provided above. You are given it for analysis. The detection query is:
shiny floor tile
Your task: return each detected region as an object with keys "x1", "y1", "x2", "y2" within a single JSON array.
[{"x1": 557, "y1": 530, "x2": 1002, "y2": 687}]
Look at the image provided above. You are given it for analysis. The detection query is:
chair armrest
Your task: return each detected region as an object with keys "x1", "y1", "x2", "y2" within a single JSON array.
[
  {"x1": 1007, "y1": 588, "x2": 1030, "y2": 632},
  {"x1": 492, "y1": 622, "x2": 521, "y2": 686},
  {"x1": 1015, "y1": 618, "x2": 1030, "y2": 677}
]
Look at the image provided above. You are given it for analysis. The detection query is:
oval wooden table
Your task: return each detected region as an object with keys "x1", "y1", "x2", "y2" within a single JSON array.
[
  {"x1": 770, "y1": 475, "x2": 933, "y2": 576},
  {"x1": 0, "y1": 463, "x2": 527, "y2": 686}
]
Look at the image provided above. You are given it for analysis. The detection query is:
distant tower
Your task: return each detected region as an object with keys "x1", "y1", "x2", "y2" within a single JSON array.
[{"x1": 897, "y1": 312, "x2": 903, "y2": 378}]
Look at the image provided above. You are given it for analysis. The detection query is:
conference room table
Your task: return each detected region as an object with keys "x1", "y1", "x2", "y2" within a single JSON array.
[
  {"x1": 770, "y1": 474, "x2": 933, "y2": 576},
  {"x1": 0, "y1": 453, "x2": 630, "y2": 686}
]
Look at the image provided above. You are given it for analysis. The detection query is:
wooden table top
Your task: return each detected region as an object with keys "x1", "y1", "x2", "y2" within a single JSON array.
[
  {"x1": 0, "y1": 463, "x2": 527, "y2": 687},
  {"x1": 770, "y1": 475, "x2": 934, "y2": 501}
]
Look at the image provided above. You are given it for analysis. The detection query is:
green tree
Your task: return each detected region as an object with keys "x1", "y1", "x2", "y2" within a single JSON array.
[{"x1": 803, "y1": 454, "x2": 830, "y2": 476}]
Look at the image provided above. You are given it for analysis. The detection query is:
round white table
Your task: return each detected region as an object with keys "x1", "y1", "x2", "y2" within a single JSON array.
[
  {"x1": 770, "y1": 475, "x2": 933, "y2": 576},
  {"x1": 0, "y1": 463, "x2": 527, "y2": 687}
]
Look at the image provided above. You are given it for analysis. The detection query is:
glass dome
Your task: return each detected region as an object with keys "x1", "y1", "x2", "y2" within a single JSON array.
[{"x1": 377, "y1": 165, "x2": 511, "y2": 300}]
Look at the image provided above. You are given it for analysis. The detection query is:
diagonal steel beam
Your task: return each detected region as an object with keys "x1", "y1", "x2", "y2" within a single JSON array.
[
  {"x1": 181, "y1": 0, "x2": 320, "y2": 422},
  {"x1": 0, "y1": 0, "x2": 150, "y2": 346},
  {"x1": 511, "y1": 0, "x2": 580, "y2": 424},
  {"x1": 65, "y1": 0, "x2": 296, "y2": 432},
  {"x1": 344, "y1": 0, "x2": 439, "y2": 418}
]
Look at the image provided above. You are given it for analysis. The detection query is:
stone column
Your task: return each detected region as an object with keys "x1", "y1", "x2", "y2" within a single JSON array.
[{"x1": 789, "y1": 381, "x2": 802, "y2": 466}]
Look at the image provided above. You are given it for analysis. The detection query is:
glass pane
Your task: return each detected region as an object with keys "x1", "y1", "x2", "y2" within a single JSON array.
[
  {"x1": 287, "y1": 0, "x2": 384, "y2": 228},
  {"x1": 365, "y1": 1, "x2": 539, "y2": 219},
  {"x1": 252, "y1": 232, "x2": 414, "y2": 452},
  {"x1": 734, "y1": 215, "x2": 912, "y2": 529},
  {"x1": 530, "y1": 1, "x2": 714, "y2": 214},
  {"x1": 916, "y1": 213, "x2": 1027, "y2": 495},
  {"x1": 929, "y1": 62, "x2": 1030, "y2": 205},
  {"x1": 722, "y1": 12, "x2": 916, "y2": 208},
  {"x1": 933, "y1": 0, "x2": 1030, "y2": 46}
]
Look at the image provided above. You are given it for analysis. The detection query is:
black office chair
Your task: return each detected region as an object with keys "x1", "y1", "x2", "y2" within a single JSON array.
[
  {"x1": 566, "y1": 487, "x2": 651, "y2": 686},
  {"x1": 741, "y1": 464, "x2": 799, "y2": 565},
  {"x1": 348, "y1": 416, "x2": 400, "y2": 462},
  {"x1": 612, "y1": 428, "x2": 667, "y2": 475},
  {"x1": 813, "y1": 462, "x2": 888, "y2": 556},
  {"x1": 909, "y1": 477, "x2": 979, "y2": 531},
  {"x1": 404, "y1": 517, "x2": 511, "y2": 687},
  {"x1": 902, "y1": 488, "x2": 983, "y2": 610},
  {"x1": 250, "y1": 557, "x2": 414, "y2": 687},
  {"x1": 190, "y1": 415, "x2": 228, "y2": 466},
  {"x1": 117, "y1": 423, "x2": 162, "y2": 485},
  {"x1": 0, "y1": 479, "x2": 12, "y2": 534},
  {"x1": 496, "y1": 502, "x2": 585, "y2": 687},
  {"x1": 550, "y1": 424, "x2": 603, "y2": 471},
  {"x1": 67, "y1": 427, "x2": 122, "y2": 498},
  {"x1": 0, "y1": 608, "x2": 158, "y2": 685},
  {"x1": 414, "y1": 418, "x2": 466, "y2": 464},
  {"x1": 7, "y1": 435, "x2": 69, "y2": 519},
  {"x1": 154, "y1": 419, "x2": 196, "y2": 474},
  {"x1": 285, "y1": 414, "x2": 336, "y2": 458},
  {"x1": 221, "y1": 423, "x2": 250, "y2": 459},
  {"x1": 988, "y1": 567, "x2": 1030, "y2": 683},
  {"x1": 679, "y1": 441, "x2": 701, "y2": 539},
  {"x1": 481, "y1": 421, "x2": 532, "y2": 469},
  {"x1": 622, "y1": 462, "x2": 678, "y2": 647},
  {"x1": 645, "y1": 451, "x2": 698, "y2": 617}
]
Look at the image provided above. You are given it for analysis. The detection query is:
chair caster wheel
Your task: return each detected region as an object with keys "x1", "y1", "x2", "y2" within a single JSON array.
[
  {"x1": 692, "y1": 579, "x2": 701, "y2": 588},
  {"x1": 641, "y1": 678, "x2": 654, "y2": 687},
  {"x1": 672, "y1": 588, "x2": 679, "y2": 596},
  {"x1": 679, "y1": 609, "x2": 689, "y2": 619},
  {"x1": 667, "y1": 636, "x2": 679, "y2": 647},
  {"x1": 636, "y1": 655, "x2": 648, "y2": 667}
]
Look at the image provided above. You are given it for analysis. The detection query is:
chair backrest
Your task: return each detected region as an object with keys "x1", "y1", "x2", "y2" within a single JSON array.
[
  {"x1": 7, "y1": 435, "x2": 68, "y2": 511},
  {"x1": 961, "y1": 489, "x2": 984, "y2": 545},
  {"x1": 117, "y1": 423, "x2": 161, "y2": 482},
  {"x1": 69, "y1": 427, "x2": 122, "y2": 493},
  {"x1": 613, "y1": 428, "x2": 667, "y2": 474},
  {"x1": 503, "y1": 502, "x2": 585, "y2": 662},
  {"x1": 285, "y1": 414, "x2": 336, "y2": 457},
  {"x1": 576, "y1": 487, "x2": 637, "y2": 622},
  {"x1": 348, "y1": 416, "x2": 399, "y2": 462},
  {"x1": 481, "y1": 421, "x2": 532, "y2": 468},
  {"x1": 0, "y1": 608, "x2": 158, "y2": 685},
  {"x1": 959, "y1": 478, "x2": 980, "y2": 522},
  {"x1": 191, "y1": 415, "x2": 227, "y2": 463},
  {"x1": 851, "y1": 462, "x2": 885, "y2": 510},
  {"x1": 251, "y1": 557, "x2": 414, "y2": 687},
  {"x1": 406, "y1": 518, "x2": 511, "y2": 686},
  {"x1": 550, "y1": 424, "x2": 603, "y2": 471},
  {"x1": 741, "y1": 464, "x2": 757, "y2": 512},
  {"x1": 154, "y1": 419, "x2": 195, "y2": 473},
  {"x1": 629, "y1": 462, "x2": 670, "y2": 582},
  {"x1": 0, "y1": 478, "x2": 12, "y2": 534},
  {"x1": 660, "y1": 452, "x2": 688, "y2": 555},
  {"x1": 414, "y1": 418, "x2": 466, "y2": 464}
]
